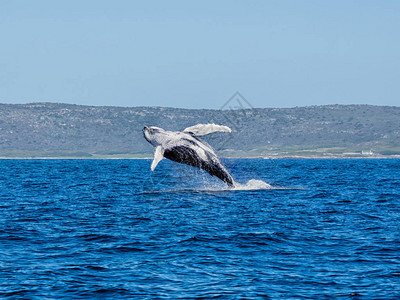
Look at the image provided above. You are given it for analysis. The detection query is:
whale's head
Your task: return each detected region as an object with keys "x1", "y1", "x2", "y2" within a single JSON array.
[{"x1": 143, "y1": 126, "x2": 167, "y2": 147}]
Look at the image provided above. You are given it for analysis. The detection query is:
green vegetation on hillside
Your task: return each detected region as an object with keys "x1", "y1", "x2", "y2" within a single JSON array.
[{"x1": 0, "y1": 103, "x2": 399, "y2": 158}]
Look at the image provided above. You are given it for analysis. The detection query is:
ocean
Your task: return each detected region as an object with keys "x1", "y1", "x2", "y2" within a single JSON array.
[{"x1": 1, "y1": 159, "x2": 399, "y2": 299}]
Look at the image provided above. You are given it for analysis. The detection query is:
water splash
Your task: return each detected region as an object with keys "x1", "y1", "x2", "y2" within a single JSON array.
[
  {"x1": 195, "y1": 178, "x2": 276, "y2": 192},
  {"x1": 231, "y1": 179, "x2": 273, "y2": 190},
  {"x1": 138, "y1": 178, "x2": 294, "y2": 195}
]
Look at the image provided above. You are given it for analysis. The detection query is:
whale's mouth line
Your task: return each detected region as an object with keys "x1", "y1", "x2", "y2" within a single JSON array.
[{"x1": 143, "y1": 126, "x2": 151, "y2": 143}]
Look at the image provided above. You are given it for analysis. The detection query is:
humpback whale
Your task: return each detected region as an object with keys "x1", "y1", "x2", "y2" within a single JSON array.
[{"x1": 143, "y1": 124, "x2": 235, "y2": 187}]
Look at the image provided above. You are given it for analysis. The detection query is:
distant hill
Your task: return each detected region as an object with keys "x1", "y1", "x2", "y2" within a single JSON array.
[{"x1": 0, "y1": 103, "x2": 399, "y2": 158}]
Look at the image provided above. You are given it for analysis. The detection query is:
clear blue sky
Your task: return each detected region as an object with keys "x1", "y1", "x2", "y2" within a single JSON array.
[{"x1": 1, "y1": 0, "x2": 399, "y2": 109}]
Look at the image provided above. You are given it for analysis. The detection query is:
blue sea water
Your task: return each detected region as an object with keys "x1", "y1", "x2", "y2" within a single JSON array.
[{"x1": 0, "y1": 158, "x2": 399, "y2": 299}]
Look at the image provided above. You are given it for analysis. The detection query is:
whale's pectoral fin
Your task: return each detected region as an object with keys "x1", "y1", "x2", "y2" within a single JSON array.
[
  {"x1": 183, "y1": 123, "x2": 232, "y2": 136},
  {"x1": 151, "y1": 146, "x2": 164, "y2": 172}
]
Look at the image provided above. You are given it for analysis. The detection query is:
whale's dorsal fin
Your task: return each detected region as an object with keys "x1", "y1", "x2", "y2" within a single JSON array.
[
  {"x1": 151, "y1": 146, "x2": 164, "y2": 171},
  {"x1": 183, "y1": 123, "x2": 232, "y2": 136}
]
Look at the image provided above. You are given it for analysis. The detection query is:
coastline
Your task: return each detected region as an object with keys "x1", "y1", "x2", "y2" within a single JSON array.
[{"x1": 1, "y1": 155, "x2": 399, "y2": 160}]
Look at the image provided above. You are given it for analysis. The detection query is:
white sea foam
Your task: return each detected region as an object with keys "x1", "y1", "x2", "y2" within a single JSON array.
[
  {"x1": 142, "y1": 176, "x2": 279, "y2": 193},
  {"x1": 231, "y1": 179, "x2": 273, "y2": 190},
  {"x1": 196, "y1": 179, "x2": 275, "y2": 192}
]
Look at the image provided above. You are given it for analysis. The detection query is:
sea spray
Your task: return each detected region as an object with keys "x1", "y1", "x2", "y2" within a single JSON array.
[{"x1": 232, "y1": 179, "x2": 273, "y2": 190}]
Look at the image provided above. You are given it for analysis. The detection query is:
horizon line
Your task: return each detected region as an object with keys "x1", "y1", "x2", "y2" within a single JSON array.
[{"x1": 1, "y1": 101, "x2": 399, "y2": 110}]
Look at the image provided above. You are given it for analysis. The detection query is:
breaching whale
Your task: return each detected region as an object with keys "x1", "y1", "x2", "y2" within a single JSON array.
[{"x1": 143, "y1": 124, "x2": 235, "y2": 187}]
